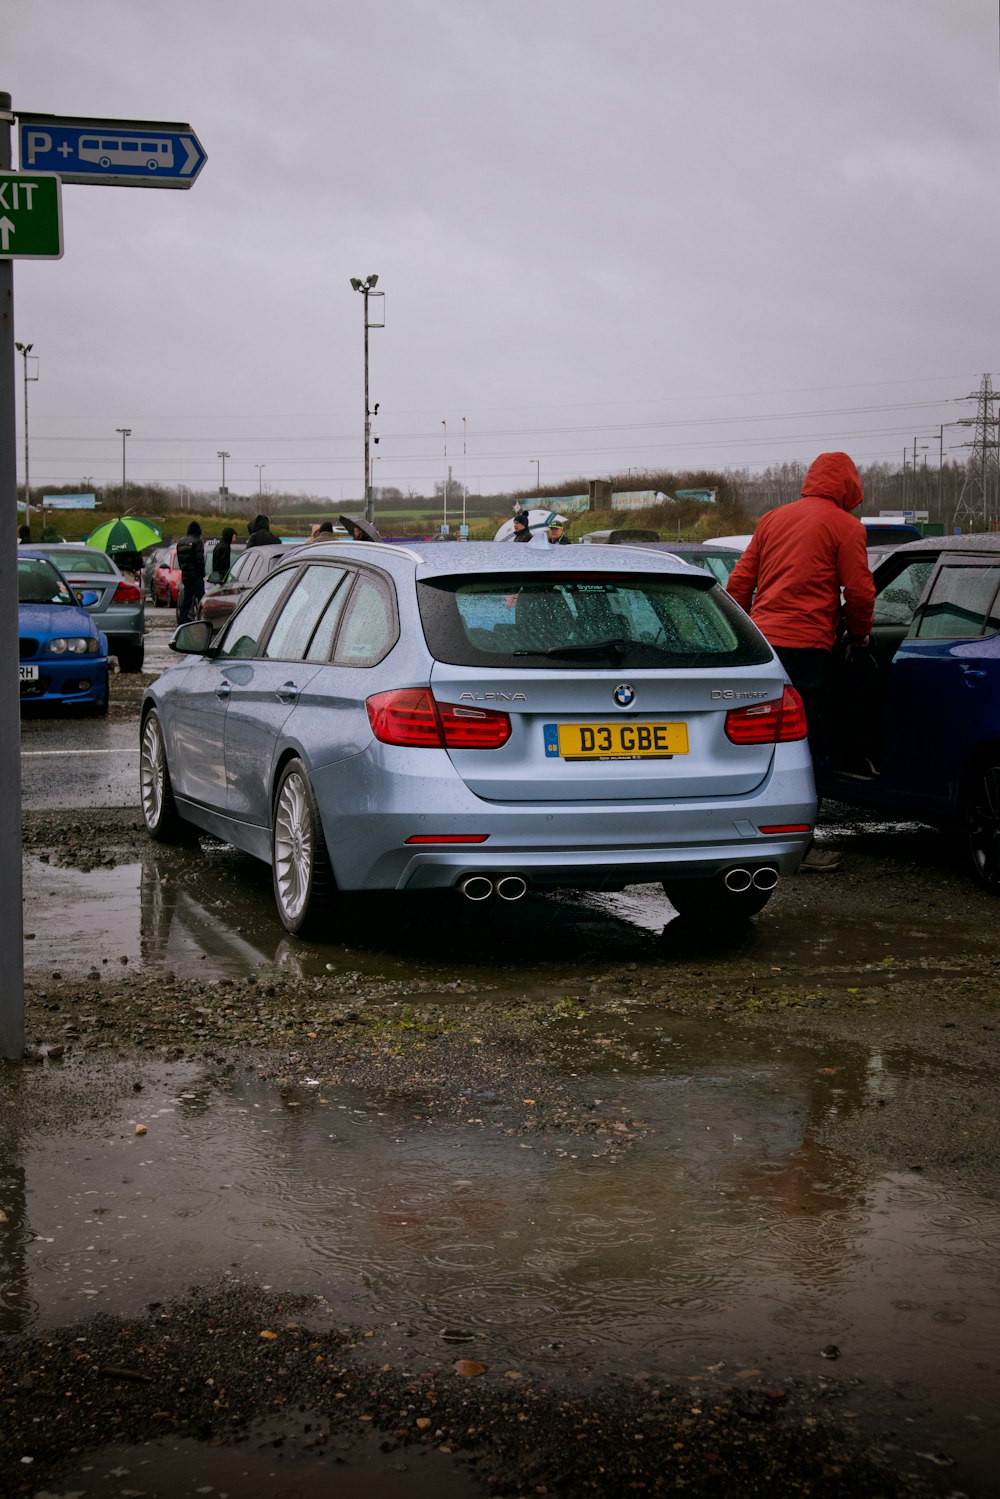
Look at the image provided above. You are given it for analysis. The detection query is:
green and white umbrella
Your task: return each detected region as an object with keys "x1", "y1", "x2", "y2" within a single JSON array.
[{"x1": 85, "y1": 517, "x2": 163, "y2": 556}]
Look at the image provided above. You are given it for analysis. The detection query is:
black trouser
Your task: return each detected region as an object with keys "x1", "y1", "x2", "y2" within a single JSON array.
[
  {"x1": 178, "y1": 576, "x2": 205, "y2": 625},
  {"x1": 775, "y1": 646, "x2": 830, "y2": 831}
]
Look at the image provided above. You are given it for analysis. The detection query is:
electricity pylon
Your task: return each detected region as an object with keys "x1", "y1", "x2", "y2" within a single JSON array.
[{"x1": 952, "y1": 373, "x2": 1000, "y2": 532}]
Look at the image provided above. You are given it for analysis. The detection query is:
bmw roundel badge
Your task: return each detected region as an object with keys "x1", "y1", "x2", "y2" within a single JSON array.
[{"x1": 613, "y1": 683, "x2": 635, "y2": 708}]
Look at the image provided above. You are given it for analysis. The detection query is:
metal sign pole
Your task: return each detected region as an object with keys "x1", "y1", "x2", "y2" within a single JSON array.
[{"x1": 0, "y1": 89, "x2": 25, "y2": 1061}]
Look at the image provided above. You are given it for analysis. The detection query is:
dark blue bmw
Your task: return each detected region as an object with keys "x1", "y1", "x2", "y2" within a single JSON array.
[
  {"x1": 823, "y1": 535, "x2": 1000, "y2": 891},
  {"x1": 18, "y1": 551, "x2": 110, "y2": 715}
]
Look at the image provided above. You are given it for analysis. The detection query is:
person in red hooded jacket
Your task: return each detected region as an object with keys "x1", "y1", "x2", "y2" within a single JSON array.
[{"x1": 727, "y1": 451, "x2": 875, "y2": 873}]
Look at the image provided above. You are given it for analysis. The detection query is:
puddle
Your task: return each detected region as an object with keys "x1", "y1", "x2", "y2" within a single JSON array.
[
  {"x1": 2, "y1": 1016, "x2": 999, "y2": 1485},
  {"x1": 22, "y1": 841, "x2": 995, "y2": 985}
]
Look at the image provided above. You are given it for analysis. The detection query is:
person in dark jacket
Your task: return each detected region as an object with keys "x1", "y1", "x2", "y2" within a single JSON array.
[
  {"x1": 176, "y1": 521, "x2": 206, "y2": 624},
  {"x1": 547, "y1": 515, "x2": 571, "y2": 544},
  {"x1": 211, "y1": 526, "x2": 236, "y2": 579},
  {"x1": 512, "y1": 510, "x2": 532, "y2": 542},
  {"x1": 246, "y1": 513, "x2": 280, "y2": 548}
]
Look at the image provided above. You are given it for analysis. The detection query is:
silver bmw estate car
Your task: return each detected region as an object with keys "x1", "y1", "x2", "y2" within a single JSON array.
[{"x1": 139, "y1": 541, "x2": 815, "y2": 934}]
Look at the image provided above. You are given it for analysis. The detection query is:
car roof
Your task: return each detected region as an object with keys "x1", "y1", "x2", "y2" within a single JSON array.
[
  {"x1": 876, "y1": 533, "x2": 1000, "y2": 558},
  {"x1": 297, "y1": 538, "x2": 710, "y2": 581},
  {"x1": 34, "y1": 542, "x2": 117, "y2": 560}
]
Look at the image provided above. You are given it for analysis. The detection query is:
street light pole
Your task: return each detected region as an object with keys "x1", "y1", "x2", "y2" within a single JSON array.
[
  {"x1": 534, "y1": 459, "x2": 540, "y2": 491},
  {"x1": 0, "y1": 89, "x2": 25, "y2": 1060},
  {"x1": 349, "y1": 275, "x2": 382, "y2": 525},
  {"x1": 14, "y1": 341, "x2": 34, "y2": 533},
  {"x1": 441, "y1": 418, "x2": 447, "y2": 531},
  {"x1": 217, "y1": 449, "x2": 229, "y2": 510},
  {"x1": 256, "y1": 463, "x2": 265, "y2": 495},
  {"x1": 116, "y1": 427, "x2": 131, "y2": 507},
  {"x1": 462, "y1": 415, "x2": 467, "y2": 528}
]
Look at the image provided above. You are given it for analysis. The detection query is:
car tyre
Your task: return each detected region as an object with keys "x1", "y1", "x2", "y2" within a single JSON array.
[
  {"x1": 271, "y1": 758, "x2": 335, "y2": 936},
  {"x1": 117, "y1": 642, "x2": 145, "y2": 673},
  {"x1": 964, "y1": 760, "x2": 1000, "y2": 893},
  {"x1": 662, "y1": 876, "x2": 773, "y2": 921},
  {"x1": 140, "y1": 709, "x2": 187, "y2": 842}
]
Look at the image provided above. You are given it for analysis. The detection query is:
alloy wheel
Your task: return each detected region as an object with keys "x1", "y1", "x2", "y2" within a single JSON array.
[
  {"x1": 273, "y1": 770, "x2": 313, "y2": 924},
  {"x1": 139, "y1": 714, "x2": 165, "y2": 830}
]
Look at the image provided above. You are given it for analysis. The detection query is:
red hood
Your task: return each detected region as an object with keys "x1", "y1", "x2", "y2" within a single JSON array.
[{"x1": 800, "y1": 451, "x2": 864, "y2": 511}]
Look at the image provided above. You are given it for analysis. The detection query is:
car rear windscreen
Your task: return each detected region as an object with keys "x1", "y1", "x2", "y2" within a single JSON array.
[
  {"x1": 417, "y1": 572, "x2": 771, "y2": 669},
  {"x1": 48, "y1": 550, "x2": 116, "y2": 573}
]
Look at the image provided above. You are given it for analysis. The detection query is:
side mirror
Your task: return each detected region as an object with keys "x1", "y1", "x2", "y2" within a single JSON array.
[
  {"x1": 170, "y1": 619, "x2": 214, "y2": 655},
  {"x1": 207, "y1": 569, "x2": 223, "y2": 585},
  {"x1": 75, "y1": 589, "x2": 100, "y2": 608}
]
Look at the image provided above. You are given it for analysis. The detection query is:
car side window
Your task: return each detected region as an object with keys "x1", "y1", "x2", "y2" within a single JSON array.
[
  {"x1": 305, "y1": 577, "x2": 353, "y2": 662},
  {"x1": 215, "y1": 572, "x2": 294, "y2": 660},
  {"x1": 226, "y1": 552, "x2": 253, "y2": 585},
  {"x1": 263, "y1": 565, "x2": 348, "y2": 661},
  {"x1": 912, "y1": 564, "x2": 1000, "y2": 640},
  {"x1": 872, "y1": 559, "x2": 935, "y2": 627},
  {"x1": 333, "y1": 573, "x2": 397, "y2": 666}
]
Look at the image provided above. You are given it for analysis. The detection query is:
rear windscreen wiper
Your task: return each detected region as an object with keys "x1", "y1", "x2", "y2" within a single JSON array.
[{"x1": 514, "y1": 637, "x2": 630, "y2": 661}]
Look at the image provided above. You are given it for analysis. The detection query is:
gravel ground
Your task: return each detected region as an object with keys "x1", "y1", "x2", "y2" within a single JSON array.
[{"x1": 0, "y1": 1283, "x2": 951, "y2": 1498}]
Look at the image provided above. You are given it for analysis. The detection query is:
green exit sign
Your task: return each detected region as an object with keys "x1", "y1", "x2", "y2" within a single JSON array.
[{"x1": 0, "y1": 172, "x2": 63, "y2": 259}]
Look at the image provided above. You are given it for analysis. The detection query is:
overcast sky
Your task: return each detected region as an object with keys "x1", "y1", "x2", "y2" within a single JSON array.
[{"x1": 6, "y1": 0, "x2": 1000, "y2": 503}]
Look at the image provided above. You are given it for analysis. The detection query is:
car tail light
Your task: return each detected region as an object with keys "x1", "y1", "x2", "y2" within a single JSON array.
[
  {"x1": 436, "y1": 700, "x2": 512, "y2": 748},
  {"x1": 113, "y1": 581, "x2": 142, "y2": 603},
  {"x1": 367, "y1": 688, "x2": 511, "y2": 749},
  {"x1": 759, "y1": 823, "x2": 812, "y2": 834},
  {"x1": 724, "y1": 685, "x2": 808, "y2": 744}
]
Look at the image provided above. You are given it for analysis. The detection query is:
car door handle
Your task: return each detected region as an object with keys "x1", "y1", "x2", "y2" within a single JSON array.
[
  {"x1": 276, "y1": 681, "x2": 299, "y2": 703},
  {"x1": 961, "y1": 666, "x2": 987, "y2": 682},
  {"x1": 215, "y1": 681, "x2": 232, "y2": 700}
]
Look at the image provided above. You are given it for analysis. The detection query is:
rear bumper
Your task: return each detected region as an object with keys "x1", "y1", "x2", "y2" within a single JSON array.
[
  {"x1": 311, "y1": 751, "x2": 815, "y2": 892},
  {"x1": 396, "y1": 836, "x2": 809, "y2": 892}
]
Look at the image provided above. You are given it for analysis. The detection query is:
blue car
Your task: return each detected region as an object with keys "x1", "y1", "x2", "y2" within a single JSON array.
[
  {"x1": 823, "y1": 535, "x2": 1000, "y2": 890},
  {"x1": 18, "y1": 551, "x2": 109, "y2": 715},
  {"x1": 140, "y1": 541, "x2": 816, "y2": 934}
]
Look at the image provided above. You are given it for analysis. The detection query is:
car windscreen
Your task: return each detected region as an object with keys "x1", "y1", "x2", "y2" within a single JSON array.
[
  {"x1": 417, "y1": 571, "x2": 771, "y2": 669},
  {"x1": 18, "y1": 558, "x2": 76, "y2": 606}
]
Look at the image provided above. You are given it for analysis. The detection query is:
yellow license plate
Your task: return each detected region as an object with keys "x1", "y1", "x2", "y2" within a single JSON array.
[{"x1": 546, "y1": 721, "x2": 689, "y2": 760}]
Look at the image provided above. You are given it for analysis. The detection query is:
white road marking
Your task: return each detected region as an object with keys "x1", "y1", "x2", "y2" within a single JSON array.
[{"x1": 21, "y1": 748, "x2": 139, "y2": 757}]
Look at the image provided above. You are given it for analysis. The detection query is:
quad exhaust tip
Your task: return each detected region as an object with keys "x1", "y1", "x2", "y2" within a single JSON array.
[
  {"x1": 458, "y1": 874, "x2": 529, "y2": 902},
  {"x1": 724, "y1": 865, "x2": 778, "y2": 893}
]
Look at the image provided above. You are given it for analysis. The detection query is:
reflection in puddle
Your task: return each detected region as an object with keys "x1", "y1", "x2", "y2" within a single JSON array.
[
  {"x1": 22, "y1": 840, "x2": 995, "y2": 983},
  {"x1": 3, "y1": 1020, "x2": 999, "y2": 1465}
]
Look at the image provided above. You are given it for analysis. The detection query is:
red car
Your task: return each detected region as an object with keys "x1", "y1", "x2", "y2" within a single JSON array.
[
  {"x1": 201, "y1": 544, "x2": 300, "y2": 633},
  {"x1": 150, "y1": 545, "x2": 180, "y2": 609}
]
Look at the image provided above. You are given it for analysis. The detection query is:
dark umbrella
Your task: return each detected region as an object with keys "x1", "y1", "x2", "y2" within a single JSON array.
[{"x1": 338, "y1": 514, "x2": 381, "y2": 542}]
